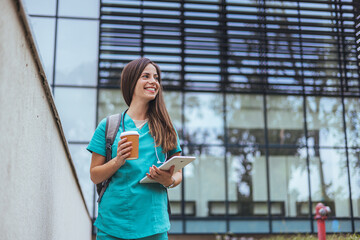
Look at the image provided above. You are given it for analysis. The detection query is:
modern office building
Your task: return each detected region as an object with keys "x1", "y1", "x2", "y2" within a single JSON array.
[{"x1": 24, "y1": 0, "x2": 360, "y2": 236}]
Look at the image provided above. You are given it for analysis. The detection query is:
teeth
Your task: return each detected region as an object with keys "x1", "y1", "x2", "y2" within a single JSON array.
[{"x1": 146, "y1": 88, "x2": 155, "y2": 91}]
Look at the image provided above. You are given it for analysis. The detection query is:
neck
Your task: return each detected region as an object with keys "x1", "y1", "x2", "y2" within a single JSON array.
[{"x1": 127, "y1": 100, "x2": 149, "y2": 120}]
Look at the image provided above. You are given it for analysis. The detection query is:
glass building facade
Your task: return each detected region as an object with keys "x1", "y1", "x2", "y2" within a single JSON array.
[{"x1": 25, "y1": 0, "x2": 360, "y2": 235}]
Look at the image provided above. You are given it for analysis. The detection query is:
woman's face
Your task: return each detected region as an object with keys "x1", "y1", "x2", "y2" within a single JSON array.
[{"x1": 132, "y1": 64, "x2": 160, "y2": 104}]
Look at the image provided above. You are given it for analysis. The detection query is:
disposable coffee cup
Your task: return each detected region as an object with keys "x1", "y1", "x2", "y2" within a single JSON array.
[{"x1": 120, "y1": 131, "x2": 139, "y2": 160}]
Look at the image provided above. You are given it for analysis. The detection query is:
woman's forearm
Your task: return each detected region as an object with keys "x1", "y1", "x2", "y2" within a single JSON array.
[{"x1": 90, "y1": 157, "x2": 123, "y2": 184}]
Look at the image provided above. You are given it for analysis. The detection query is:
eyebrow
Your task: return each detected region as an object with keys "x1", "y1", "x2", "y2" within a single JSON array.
[{"x1": 142, "y1": 72, "x2": 158, "y2": 76}]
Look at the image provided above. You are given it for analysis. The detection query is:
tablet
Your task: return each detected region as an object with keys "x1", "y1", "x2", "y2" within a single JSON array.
[{"x1": 139, "y1": 156, "x2": 196, "y2": 184}]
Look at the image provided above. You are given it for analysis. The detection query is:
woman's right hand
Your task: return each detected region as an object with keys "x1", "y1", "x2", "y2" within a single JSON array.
[
  {"x1": 115, "y1": 137, "x2": 133, "y2": 167},
  {"x1": 90, "y1": 137, "x2": 133, "y2": 184}
]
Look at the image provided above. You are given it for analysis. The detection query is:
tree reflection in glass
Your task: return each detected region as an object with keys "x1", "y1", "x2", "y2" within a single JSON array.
[
  {"x1": 184, "y1": 146, "x2": 225, "y2": 217},
  {"x1": 184, "y1": 93, "x2": 224, "y2": 145},
  {"x1": 344, "y1": 98, "x2": 360, "y2": 148},
  {"x1": 163, "y1": 91, "x2": 182, "y2": 138},
  {"x1": 269, "y1": 147, "x2": 309, "y2": 217},
  {"x1": 267, "y1": 95, "x2": 305, "y2": 146},
  {"x1": 98, "y1": 89, "x2": 127, "y2": 122},
  {"x1": 226, "y1": 94, "x2": 266, "y2": 216},
  {"x1": 227, "y1": 147, "x2": 267, "y2": 216},
  {"x1": 349, "y1": 149, "x2": 360, "y2": 217},
  {"x1": 306, "y1": 97, "x2": 345, "y2": 147},
  {"x1": 226, "y1": 94, "x2": 264, "y2": 146},
  {"x1": 309, "y1": 148, "x2": 350, "y2": 217}
]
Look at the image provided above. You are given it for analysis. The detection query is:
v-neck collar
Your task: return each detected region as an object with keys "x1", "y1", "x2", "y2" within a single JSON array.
[{"x1": 123, "y1": 112, "x2": 149, "y2": 134}]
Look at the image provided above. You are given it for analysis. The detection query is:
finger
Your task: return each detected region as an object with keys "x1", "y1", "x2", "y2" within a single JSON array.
[
  {"x1": 169, "y1": 165, "x2": 175, "y2": 175},
  {"x1": 150, "y1": 167, "x2": 159, "y2": 177},
  {"x1": 118, "y1": 137, "x2": 127, "y2": 145},
  {"x1": 146, "y1": 173, "x2": 155, "y2": 179},
  {"x1": 118, "y1": 141, "x2": 132, "y2": 151},
  {"x1": 153, "y1": 166, "x2": 162, "y2": 175},
  {"x1": 118, "y1": 145, "x2": 132, "y2": 156}
]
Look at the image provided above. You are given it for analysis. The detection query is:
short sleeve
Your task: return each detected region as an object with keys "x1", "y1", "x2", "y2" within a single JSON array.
[
  {"x1": 86, "y1": 118, "x2": 107, "y2": 157},
  {"x1": 168, "y1": 127, "x2": 182, "y2": 157}
]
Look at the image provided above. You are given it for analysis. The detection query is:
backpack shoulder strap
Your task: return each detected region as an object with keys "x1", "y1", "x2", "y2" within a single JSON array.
[
  {"x1": 105, "y1": 113, "x2": 122, "y2": 163},
  {"x1": 98, "y1": 113, "x2": 122, "y2": 203}
]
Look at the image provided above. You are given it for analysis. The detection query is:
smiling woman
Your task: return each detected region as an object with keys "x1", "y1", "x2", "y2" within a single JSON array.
[{"x1": 88, "y1": 58, "x2": 182, "y2": 240}]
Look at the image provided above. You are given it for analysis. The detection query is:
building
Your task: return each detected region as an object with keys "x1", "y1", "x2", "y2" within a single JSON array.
[{"x1": 23, "y1": 0, "x2": 360, "y2": 237}]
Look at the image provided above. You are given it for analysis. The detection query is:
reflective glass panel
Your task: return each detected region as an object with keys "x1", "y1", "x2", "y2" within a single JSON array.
[
  {"x1": 269, "y1": 148, "x2": 309, "y2": 217},
  {"x1": 59, "y1": 0, "x2": 99, "y2": 18},
  {"x1": 349, "y1": 149, "x2": 360, "y2": 217},
  {"x1": 344, "y1": 98, "x2": 360, "y2": 147},
  {"x1": 267, "y1": 96, "x2": 305, "y2": 146},
  {"x1": 226, "y1": 94, "x2": 264, "y2": 145},
  {"x1": 56, "y1": 19, "x2": 98, "y2": 86},
  {"x1": 69, "y1": 144, "x2": 94, "y2": 217},
  {"x1": 54, "y1": 87, "x2": 96, "y2": 142},
  {"x1": 23, "y1": 0, "x2": 56, "y2": 16},
  {"x1": 309, "y1": 148, "x2": 350, "y2": 217},
  {"x1": 230, "y1": 220, "x2": 269, "y2": 233},
  {"x1": 163, "y1": 91, "x2": 182, "y2": 134},
  {"x1": 227, "y1": 147, "x2": 268, "y2": 217},
  {"x1": 184, "y1": 93, "x2": 223, "y2": 145},
  {"x1": 272, "y1": 220, "x2": 311, "y2": 233},
  {"x1": 184, "y1": 146, "x2": 225, "y2": 217},
  {"x1": 186, "y1": 220, "x2": 226, "y2": 233},
  {"x1": 165, "y1": 92, "x2": 183, "y2": 215},
  {"x1": 98, "y1": 89, "x2": 127, "y2": 122},
  {"x1": 29, "y1": 17, "x2": 55, "y2": 85},
  {"x1": 306, "y1": 97, "x2": 345, "y2": 147}
]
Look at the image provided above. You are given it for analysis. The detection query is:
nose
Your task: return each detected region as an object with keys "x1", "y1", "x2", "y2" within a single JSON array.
[{"x1": 148, "y1": 76, "x2": 158, "y2": 84}]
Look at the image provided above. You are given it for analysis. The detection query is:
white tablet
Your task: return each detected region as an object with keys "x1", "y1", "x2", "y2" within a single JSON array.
[{"x1": 139, "y1": 156, "x2": 196, "y2": 184}]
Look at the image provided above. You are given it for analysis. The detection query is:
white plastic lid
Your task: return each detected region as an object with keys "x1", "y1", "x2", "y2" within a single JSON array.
[{"x1": 120, "y1": 131, "x2": 139, "y2": 137}]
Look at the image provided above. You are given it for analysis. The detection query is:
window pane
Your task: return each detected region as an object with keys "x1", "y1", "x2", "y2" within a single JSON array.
[
  {"x1": 69, "y1": 144, "x2": 94, "y2": 217},
  {"x1": 309, "y1": 148, "x2": 350, "y2": 217},
  {"x1": 184, "y1": 93, "x2": 223, "y2": 145},
  {"x1": 186, "y1": 220, "x2": 226, "y2": 233},
  {"x1": 58, "y1": 0, "x2": 99, "y2": 18},
  {"x1": 163, "y1": 91, "x2": 182, "y2": 134},
  {"x1": 306, "y1": 97, "x2": 345, "y2": 147},
  {"x1": 56, "y1": 19, "x2": 98, "y2": 86},
  {"x1": 272, "y1": 220, "x2": 311, "y2": 233},
  {"x1": 227, "y1": 147, "x2": 268, "y2": 217},
  {"x1": 267, "y1": 96, "x2": 305, "y2": 146},
  {"x1": 349, "y1": 149, "x2": 360, "y2": 217},
  {"x1": 184, "y1": 146, "x2": 225, "y2": 217},
  {"x1": 345, "y1": 98, "x2": 360, "y2": 147},
  {"x1": 230, "y1": 220, "x2": 269, "y2": 233},
  {"x1": 54, "y1": 87, "x2": 96, "y2": 142},
  {"x1": 226, "y1": 94, "x2": 264, "y2": 145},
  {"x1": 23, "y1": 0, "x2": 56, "y2": 16},
  {"x1": 29, "y1": 17, "x2": 55, "y2": 85},
  {"x1": 98, "y1": 89, "x2": 128, "y2": 122},
  {"x1": 269, "y1": 148, "x2": 309, "y2": 217}
]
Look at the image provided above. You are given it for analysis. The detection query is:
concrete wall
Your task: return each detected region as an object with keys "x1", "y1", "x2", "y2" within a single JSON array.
[{"x1": 0, "y1": 0, "x2": 92, "y2": 239}]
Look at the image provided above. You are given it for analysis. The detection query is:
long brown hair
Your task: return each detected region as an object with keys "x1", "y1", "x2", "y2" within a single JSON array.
[{"x1": 120, "y1": 58, "x2": 177, "y2": 153}]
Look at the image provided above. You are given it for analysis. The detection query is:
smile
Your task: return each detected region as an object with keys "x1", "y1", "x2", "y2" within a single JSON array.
[{"x1": 145, "y1": 87, "x2": 156, "y2": 92}]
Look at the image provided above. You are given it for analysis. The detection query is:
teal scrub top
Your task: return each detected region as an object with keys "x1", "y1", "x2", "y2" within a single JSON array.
[{"x1": 87, "y1": 112, "x2": 182, "y2": 239}]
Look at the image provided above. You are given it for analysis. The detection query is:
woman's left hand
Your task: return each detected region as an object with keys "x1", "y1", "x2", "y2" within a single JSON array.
[{"x1": 146, "y1": 165, "x2": 175, "y2": 187}]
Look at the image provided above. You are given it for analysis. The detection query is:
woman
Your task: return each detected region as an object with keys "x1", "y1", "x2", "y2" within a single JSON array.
[{"x1": 87, "y1": 58, "x2": 182, "y2": 240}]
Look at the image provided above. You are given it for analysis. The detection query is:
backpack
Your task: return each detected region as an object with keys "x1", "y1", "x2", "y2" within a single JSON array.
[{"x1": 96, "y1": 113, "x2": 122, "y2": 203}]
